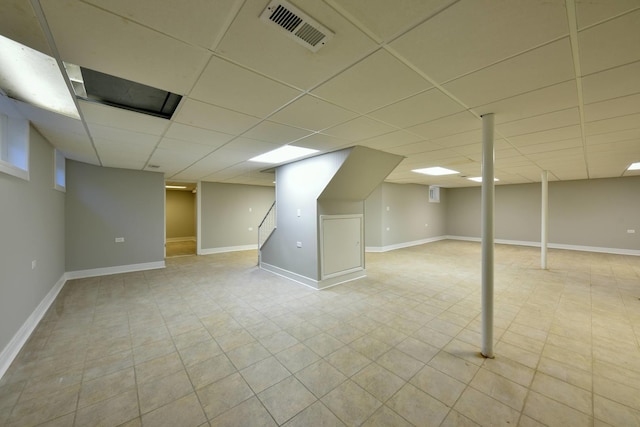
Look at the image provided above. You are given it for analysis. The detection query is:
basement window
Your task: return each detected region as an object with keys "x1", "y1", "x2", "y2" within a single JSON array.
[
  {"x1": 65, "y1": 63, "x2": 182, "y2": 119},
  {"x1": 0, "y1": 105, "x2": 29, "y2": 181},
  {"x1": 54, "y1": 149, "x2": 65, "y2": 192}
]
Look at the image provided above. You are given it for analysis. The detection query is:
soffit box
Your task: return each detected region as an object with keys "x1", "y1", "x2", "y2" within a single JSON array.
[{"x1": 318, "y1": 145, "x2": 404, "y2": 200}]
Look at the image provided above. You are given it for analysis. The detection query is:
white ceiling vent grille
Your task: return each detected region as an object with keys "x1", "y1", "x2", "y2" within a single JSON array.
[{"x1": 260, "y1": 0, "x2": 334, "y2": 52}]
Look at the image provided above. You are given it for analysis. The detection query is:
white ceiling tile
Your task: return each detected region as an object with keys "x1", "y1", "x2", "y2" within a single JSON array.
[
  {"x1": 444, "y1": 38, "x2": 575, "y2": 108},
  {"x1": 174, "y1": 99, "x2": 261, "y2": 134},
  {"x1": 0, "y1": 0, "x2": 51, "y2": 55},
  {"x1": 87, "y1": 123, "x2": 161, "y2": 148},
  {"x1": 94, "y1": 137, "x2": 156, "y2": 157},
  {"x1": 389, "y1": 0, "x2": 569, "y2": 83},
  {"x1": 517, "y1": 137, "x2": 583, "y2": 155},
  {"x1": 241, "y1": 121, "x2": 312, "y2": 144},
  {"x1": 269, "y1": 95, "x2": 358, "y2": 131},
  {"x1": 79, "y1": 100, "x2": 169, "y2": 135},
  {"x1": 222, "y1": 137, "x2": 281, "y2": 157},
  {"x1": 586, "y1": 128, "x2": 640, "y2": 146},
  {"x1": 190, "y1": 56, "x2": 303, "y2": 118},
  {"x1": 312, "y1": 49, "x2": 431, "y2": 113},
  {"x1": 36, "y1": 127, "x2": 99, "y2": 165},
  {"x1": 368, "y1": 88, "x2": 465, "y2": 128},
  {"x1": 508, "y1": 125, "x2": 582, "y2": 147},
  {"x1": 431, "y1": 129, "x2": 482, "y2": 148},
  {"x1": 100, "y1": 157, "x2": 147, "y2": 170},
  {"x1": 164, "y1": 123, "x2": 234, "y2": 148},
  {"x1": 82, "y1": 0, "x2": 239, "y2": 49},
  {"x1": 582, "y1": 61, "x2": 640, "y2": 104},
  {"x1": 576, "y1": 0, "x2": 640, "y2": 29},
  {"x1": 216, "y1": 0, "x2": 377, "y2": 90},
  {"x1": 157, "y1": 138, "x2": 214, "y2": 157},
  {"x1": 15, "y1": 102, "x2": 85, "y2": 134},
  {"x1": 41, "y1": 0, "x2": 210, "y2": 94},
  {"x1": 389, "y1": 140, "x2": 445, "y2": 156},
  {"x1": 473, "y1": 81, "x2": 579, "y2": 124},
  {"x1": 407, "y1": 111, "x2": 480, "y2": 140},
  {"x1": 328, "y1": 0, "x2": 456, "y2": 42},
  {"x1": 322, "y1": 116, "x2": 396, "y2": 141},
  {"x1": 528, "y1": 147, "x2": 584, "y2": 162},
  {"x1": 147, "y1": 147, "x2": 201, "y2": 176},
  {"x1": 550, "y1": 168, "x2": 588, "y2": 181},
  {"x1": 357, "y1": 130, "x2": 422, "y2": 151},
  {"x1": 496, "y1": 108, "x2": 580, "y2": 138},
  {"x1": 294, "y1": 133, "x2": 350, "y2": 151},
  {"x1": 585, "y1": 113, "x2": 640, "y2": 136},
  {"x1": 578, "y1": 9, "x2": 640, "y2": 75},
  {"x1": 583, "y1": 93, "x2": 640, "y2": 122},
  {"x1": 588, "y1": 139, "x2": 640, "y2": 155}
]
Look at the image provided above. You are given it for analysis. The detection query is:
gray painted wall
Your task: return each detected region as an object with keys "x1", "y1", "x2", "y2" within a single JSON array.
[
  {"x1": 200, "y1": 182, "x2": 274, "y2": 250},
  {"x1": 365, "y1": 183, "x2": 448, "y2": 248},
  {"x1": 364, "y1": 185, "x2": 383, "y2": 248},
  {"x1": 261, "y1": 149, "x2": 350, "y2": 280},
  {"x1": 166, "y1": 190, "x2": 195, "y2": 239},
  {"x1": 0, "y1": 127, "x2": 65, "y2": 354},
  {"x1": 446, "y1": 177, "x2": 640, "y2": 250},
  {"x1": 65, "y1": 161, "x2": 164, "y2": 271}
]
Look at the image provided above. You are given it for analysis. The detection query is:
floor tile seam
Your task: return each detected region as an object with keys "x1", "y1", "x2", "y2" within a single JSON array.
[{"x1": 256, "y1": 375, "x2": 320, "y2": 426}]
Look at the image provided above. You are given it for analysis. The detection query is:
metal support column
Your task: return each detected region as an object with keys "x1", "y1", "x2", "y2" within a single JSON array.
[
  {"x1": 541, "y1": 170, "x2": 549, "y2": 269},
  {"x1": 481, "y1": 113, "x2": 495, "y2": 359}
]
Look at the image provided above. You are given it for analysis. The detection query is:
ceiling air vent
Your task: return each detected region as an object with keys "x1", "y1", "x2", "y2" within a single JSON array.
[{"x1": 260, "y1": 0, "x2": 334, "y2": 52}]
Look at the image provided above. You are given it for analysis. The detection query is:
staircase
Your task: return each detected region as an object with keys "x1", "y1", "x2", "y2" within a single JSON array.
[{"x1": 257, "y1": 201, "x2": 276, "y2": 266}]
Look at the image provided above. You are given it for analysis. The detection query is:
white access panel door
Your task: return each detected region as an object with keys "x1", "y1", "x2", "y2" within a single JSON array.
[{"x1": 320, "y1": 215, "x2": 363, "y2": 279}]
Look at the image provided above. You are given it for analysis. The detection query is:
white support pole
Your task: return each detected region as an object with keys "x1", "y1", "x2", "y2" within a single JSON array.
[
  {"x1": 481, "y1": 113, "x2": 495, "y2": 359},
  {"x1": 541, "y1": 170, "x2": 549, "y2": 269}
]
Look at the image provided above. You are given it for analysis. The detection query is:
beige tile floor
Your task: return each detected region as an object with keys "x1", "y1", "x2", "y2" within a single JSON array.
[{"x1": 1, "y1": 240, "x2": 639, "y2": 426}]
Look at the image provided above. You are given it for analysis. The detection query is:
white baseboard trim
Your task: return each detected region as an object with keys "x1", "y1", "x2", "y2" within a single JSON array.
[
  {"x1": 366, "y1": 236, "x2": 448, "y2": 253},
  {"x1": 65, "y1": 261, "x2": 166, "y2": 280},
  {"x1": 166, "y1": 236, "x2": 196, "y2": 243},
  {"x1": 199, "y1": 244, "x2": 257, "y2": 255},
  {"x1": 0, "y1": 274, "x2": 66, "y2": 379},
  {"x1": 260, "y1": 262, "x2": 366, "y2": 290},
  {"x1": 445, "y1": 235, "x2": 640, "y2": 256}
]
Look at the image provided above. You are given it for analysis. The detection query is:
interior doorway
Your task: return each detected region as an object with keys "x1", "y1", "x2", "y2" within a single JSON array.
[{"x1": 165, "y1": 182, "x2": 197, "y2": 257}]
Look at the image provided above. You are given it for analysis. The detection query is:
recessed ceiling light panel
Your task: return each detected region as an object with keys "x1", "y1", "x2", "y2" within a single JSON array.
[
  {"x1": 412, "y1": 167, "x2": 459, "y2": 176},
  {"x1": 627, "y1": 162, "x2": 640, "y2": 171},
  {"x1": 249, "y1": 145, "x2": 318, "y2": 164},
  {"x1": 468, "y1": 177, "x2": 499, "y2": 182}
]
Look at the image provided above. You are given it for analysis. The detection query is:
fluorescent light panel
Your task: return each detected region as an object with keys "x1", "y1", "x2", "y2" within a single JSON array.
[
  {"x1": 628, "y1": 162, "x2": 640, "y2": 171},
  {"x1": 0, "y1": 35, "x2": 79, "y2": 119},
  {"x1": 412, "y1": 167, "x2": 459, "y2": 176},
  {"x1": 165, "y1": 185, "x2": 187, "y2": 189},
  {"x1": 468, "y1": 177, "x2": 499, "y2": 182},
  {"x1": 249, "y1": 145, "x2": 318, "y2": 164}
]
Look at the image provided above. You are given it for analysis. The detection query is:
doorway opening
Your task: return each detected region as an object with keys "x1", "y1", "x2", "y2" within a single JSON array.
[{"x1": 165, "y1": 182, "x2": 197, "y2": 257}]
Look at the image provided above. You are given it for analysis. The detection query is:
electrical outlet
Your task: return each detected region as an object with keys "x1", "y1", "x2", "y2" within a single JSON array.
[
  {"x1": 297, "y1": 209, "x2": 301, "y2": 217},
  {"x1": 115, "y1": 237, "x2": 125, "y2": 243},
  {"x1": 386, "y1": 227, "x2": 390, "y2": 231},
  {"x1": 248, "y1": 227, "x2": 253, "y2": 231},
  {"x1": 249, "y1": 207, "x2": 252, "y2": 212},
  {"x1": 628, "y1": 229, "x2": 636, "y2": 234},
  {"x1": 296, "y1": 241, "x2": 302, "y2": 248},
  {"x1": 31, "y1": 260, "x2": 36, "y2": 270}
]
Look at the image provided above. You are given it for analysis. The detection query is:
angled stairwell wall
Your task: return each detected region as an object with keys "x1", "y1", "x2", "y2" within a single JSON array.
[{"x1": 260, "y1": 146, "x2": 403, "y2": 289}]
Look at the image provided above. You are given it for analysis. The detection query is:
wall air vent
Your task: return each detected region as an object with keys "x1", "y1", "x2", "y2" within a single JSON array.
[{"x1": 260, "y1": 0, "x2": 334, "y2": 52}]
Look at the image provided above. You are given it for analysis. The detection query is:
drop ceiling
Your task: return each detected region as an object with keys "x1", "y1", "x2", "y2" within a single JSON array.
[{"x1": 1, "y1": 0, "x2": 639, "y2": 187}]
